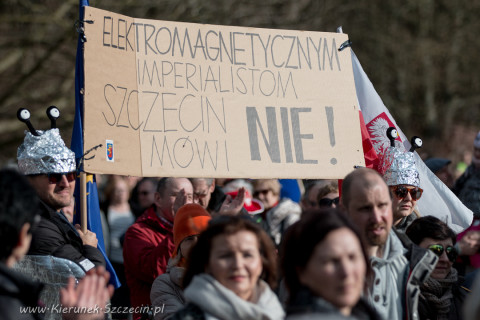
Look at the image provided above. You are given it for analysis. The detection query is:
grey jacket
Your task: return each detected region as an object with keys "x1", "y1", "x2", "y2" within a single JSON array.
[
  {"x1": 151, "y1": 265, "x2": 186, "y2": 320},
  {"x1": 395, "y1": 212, "x2": 418, "y2": 234},
  {"x1": 369, "y1": 231, "x2": 438, "y2": 320}
]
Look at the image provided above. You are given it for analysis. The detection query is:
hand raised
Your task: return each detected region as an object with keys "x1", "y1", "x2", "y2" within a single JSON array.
[{"x1": 215, "y1": 187, "x2": 246, "y2": 217}]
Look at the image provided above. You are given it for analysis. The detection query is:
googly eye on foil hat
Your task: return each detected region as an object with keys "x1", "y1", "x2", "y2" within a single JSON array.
[
  {"x1": 378, "y1": 127, "x2": 422, "y2": 188},
  {"x1": 16, "y1": 107, "x2": 76, "y2": 175}
]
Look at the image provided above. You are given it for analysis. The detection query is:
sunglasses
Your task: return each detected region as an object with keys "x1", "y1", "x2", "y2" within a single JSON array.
[
  {"x1": 318, "y1": 197, "x2": 340, "y2": 207},
  {"x1": 428, "y1": 244, "x2": 457, "y2": 262},
  {"x1": 253, "y1": 189, "x2": 271, "y2": 197},
  {"x1": 390, "y1": 185, "x2": 423, "y2": 201},
  {"x1": 45, "y1": 172, "x2": 76, "y2": 184}
]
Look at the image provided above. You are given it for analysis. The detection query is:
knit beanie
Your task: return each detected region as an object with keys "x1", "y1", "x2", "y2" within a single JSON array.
[{"x1": 173, "y1": 203, "x2": 211, "y2": 257}]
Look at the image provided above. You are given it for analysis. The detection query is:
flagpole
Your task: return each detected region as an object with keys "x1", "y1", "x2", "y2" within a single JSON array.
[
  {"x1": 70, "y1": 1, "x2": 121, "y2": 288},
  {"x1": 79, "y1": 172, "x2": 88, "y2": 233}
]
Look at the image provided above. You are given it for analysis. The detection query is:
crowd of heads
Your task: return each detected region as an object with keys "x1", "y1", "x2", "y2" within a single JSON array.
[{"x1": 4, "y1": 114, "x2": 480, "y2": 320}]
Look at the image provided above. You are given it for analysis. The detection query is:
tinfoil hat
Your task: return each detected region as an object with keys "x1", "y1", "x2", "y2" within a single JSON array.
[
  {"x1": 378, "y1": 127, "x2": 422, "y2": 188},
  {"x1": 17, "y1": 107, "x2": 76, "y2": 175}
]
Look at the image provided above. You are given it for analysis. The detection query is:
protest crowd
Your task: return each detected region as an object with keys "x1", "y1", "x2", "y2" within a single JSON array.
[
  {"x1": 2, "y1": 104, "x2": 480, "y2": 320},
  {"x1": 3, "y1": 11, "x2": 480, "y2": 317}
]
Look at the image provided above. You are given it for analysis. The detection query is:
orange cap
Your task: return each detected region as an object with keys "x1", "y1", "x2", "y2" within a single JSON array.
[{"x1": 173, "y1": 203, "x2": 211, "y2": 256}]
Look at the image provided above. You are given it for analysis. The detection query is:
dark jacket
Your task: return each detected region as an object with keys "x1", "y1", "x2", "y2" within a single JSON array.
[
  {"x1": 27, "y1": 200, "x2": 105, "y2": 271},
  {"x1": 0, "y1": 263, "x2": 44, "y2": 320},
  {"x1": 286, "y1": 287, "x2": 382, "y2": 320},
  {"x1": 454, "y1": 164, "x2": 480, "y2": 216},
  {"x1": 171, "y1": 303, "x2": 205, "y2": 320}
]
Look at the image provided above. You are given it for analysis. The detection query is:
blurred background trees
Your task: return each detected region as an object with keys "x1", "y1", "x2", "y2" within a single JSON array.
[{"x1": 1, "y1": 0, "x2": 480, "y2": 171}]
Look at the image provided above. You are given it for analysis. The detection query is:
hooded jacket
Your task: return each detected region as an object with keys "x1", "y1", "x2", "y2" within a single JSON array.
[{"x1": 369, "y1": 231, "x2": 437, "y2": 320}]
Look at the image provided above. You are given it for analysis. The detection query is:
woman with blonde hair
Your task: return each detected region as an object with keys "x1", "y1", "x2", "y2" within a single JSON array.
[{"x1": 252, "y1": 179, "x2": 301, "y2": 247}]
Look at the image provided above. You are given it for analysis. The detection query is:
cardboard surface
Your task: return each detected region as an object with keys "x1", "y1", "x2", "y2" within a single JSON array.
[{"x1": 83, "y1": 6, "x2": 364, "y2": 178}]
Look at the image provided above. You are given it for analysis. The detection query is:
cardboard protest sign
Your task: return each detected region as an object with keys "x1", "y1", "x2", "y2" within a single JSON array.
[{"x1": 83, "y1": 6, "x2": 364, "y2": 178}]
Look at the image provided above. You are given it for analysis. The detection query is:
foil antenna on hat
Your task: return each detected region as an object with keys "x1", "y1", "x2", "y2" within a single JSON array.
[
  {"x1": 386, "y1": 127, "x2": 398, "y2": 147},
  {"x1": 17, "y1": 108, "x2": 39, "y2": 136},
  {"x1": 46, "y1": 106, "x2": 60, "y2": 129},
  {"x1": 409, "y1": 136, "x2": 422, "y2": 152}
]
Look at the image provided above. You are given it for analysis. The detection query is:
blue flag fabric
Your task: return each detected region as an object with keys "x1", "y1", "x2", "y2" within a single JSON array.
[
  {"x1": 279, "y1": 179, "x2": 301, "y2": 203},
  {"x1": 71, "y1": 0, "x2": 121, "y2": 288}
]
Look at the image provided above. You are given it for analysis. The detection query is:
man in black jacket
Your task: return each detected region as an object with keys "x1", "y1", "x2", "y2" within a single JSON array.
[
  {"x1": 18, "y1": 128, "x2": 104, "y2": 271},
  {"x1": 0, "y1": 168, "x2": 113, "y2": 319}
]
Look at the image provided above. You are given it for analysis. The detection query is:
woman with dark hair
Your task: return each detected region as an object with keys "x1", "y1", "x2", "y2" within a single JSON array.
[
  {"x1": 281, "y1": 208, "x2": 380, "y2": 319},
  {"x1": 172, "y1": 216, "x2": 284, "y2": 320},
  {"x1": 406, "y1": 216, "x2": 469, "y2": 320}
]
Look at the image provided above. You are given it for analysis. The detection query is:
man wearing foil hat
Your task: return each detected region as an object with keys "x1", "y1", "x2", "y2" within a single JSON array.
[
  {"x1": 17, "y1": 128, "x2": 105, "y2": 272},
  {"x1": 341, "y1": 168, "x2": 437, "y2": 320}
]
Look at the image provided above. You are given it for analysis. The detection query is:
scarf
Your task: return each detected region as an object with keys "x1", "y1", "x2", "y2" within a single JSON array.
[
  {"x1": 420, "y1": 268, "x2": 458, "y2": 320},
  {"x1": 472, "y1": 155, "x2": 480, "y2": 168},
  {"x1": 184, "y1": 273, "x2": 285, "y2": 320}
]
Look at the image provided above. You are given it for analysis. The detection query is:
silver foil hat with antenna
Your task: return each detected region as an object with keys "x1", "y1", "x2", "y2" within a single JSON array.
[
  {"x1": 17, "y1": 107, "x2": 76, "y2": 175},
  {"x1": 379, "y1": 127, "x2": 422, "y2": 188}
]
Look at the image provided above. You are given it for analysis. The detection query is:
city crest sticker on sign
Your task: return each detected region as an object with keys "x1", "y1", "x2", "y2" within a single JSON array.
[{"x1": 106, "y1": 140, "x2": 114, "y2": 162}]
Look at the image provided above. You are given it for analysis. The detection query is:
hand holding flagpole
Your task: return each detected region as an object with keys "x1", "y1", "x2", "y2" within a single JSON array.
[{"x1": 80, "y1": 171, "x2": 87, "y2": 234}]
